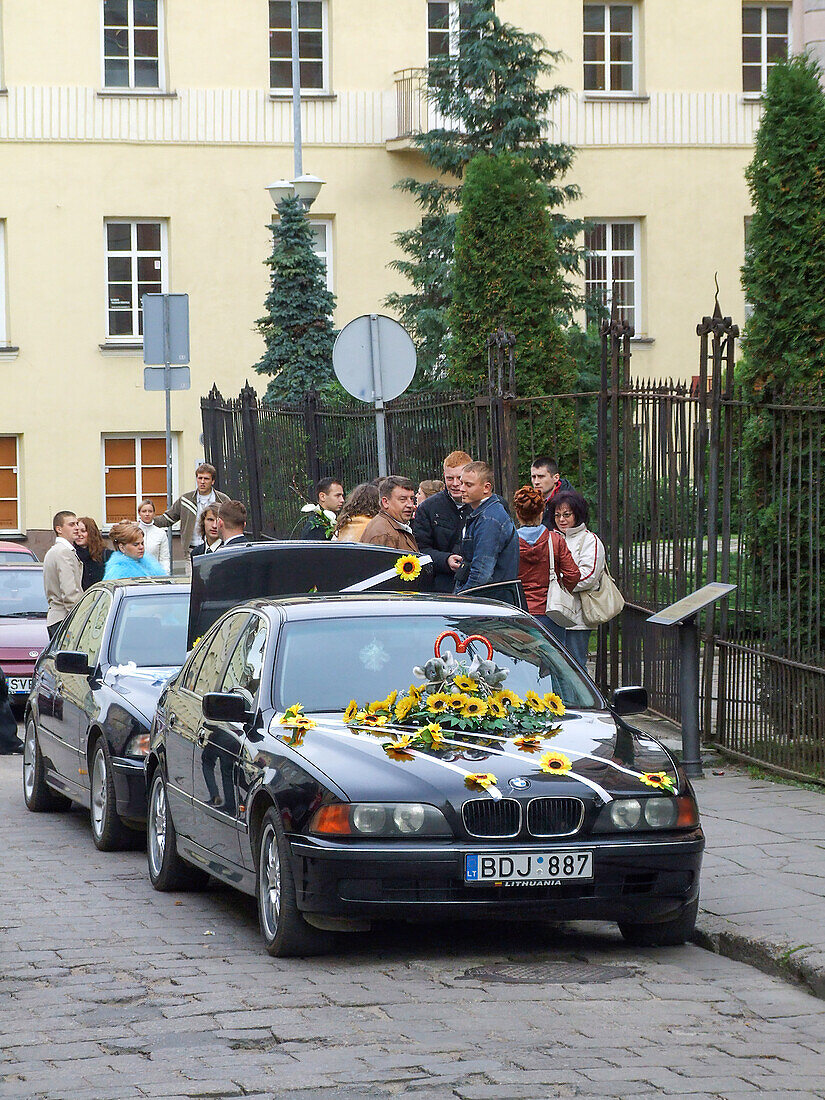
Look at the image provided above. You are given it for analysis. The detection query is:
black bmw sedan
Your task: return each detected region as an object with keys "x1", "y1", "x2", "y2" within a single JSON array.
[
  {"x1": 147, "y1": 594, "x2": 704, "y2": 957},
  {"x1": 24, "y1": 577, "x2": 190, "y2": 849}
]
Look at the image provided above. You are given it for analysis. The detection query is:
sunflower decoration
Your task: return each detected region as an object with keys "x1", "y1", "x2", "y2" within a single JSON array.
[
  {"x1": 361, "y1": 713, "x2": 390, "y2": 728},
  {"x1": 383, "y1": 733, "x2": 417, "y2": 761},
  {"x1": 640, "y1": 771, "x2": 677, "y2": 793},
  {"x1": 453, "y1": 674, "x2": 479, "y2": 695},
  {"x1": 486, "y1": 697, "x2": 508, "y2": 720},
  {"x1": 544, "y1": 692, "x2": 566, "y2": 718},
  {"x1": 421, "y1": 722, "x2": 445, "y2": 748},
  {"x1": 280, "y1": 704, "x2": 317, "y2": 730},
  {"x1": 495, "y1": 689, "x2": 523, "y2": 708},
  {"x1": 448, "y1": 693, "x2": 468, "y2": 713},
  {"x1": 539, "y1": 750, "x2": 573, "y2": 776},
  {"x1": 343, "y1": 700, "x2": 359, "y2": 724},
  {"x1": 369, "y1": 690, "x2": 397, "y2": 714},
  {"x1": 464, "y1": 772, "x2": 498, "y2": 792},
  {"x1": 462, "y1": 696, "x2": 488, "y2": 719},
  {"x1": 426, "y1": 692, "x2": 452, "y2": 715},
  {"x1": 406, "y1": 683, "x2": 424, "y2": 703},
  {"x1": 394, "y1": 695, "x2": 416, "y2": 723},
  {"x1": 513, "y1": 734, "x2": 544, "y2": 753},
  {"x1": 394, "y1": 554, "x2": 422, "y2": 582},
  {"x1": 525, "y1": 691, "x2": 547, "y2": 714}
]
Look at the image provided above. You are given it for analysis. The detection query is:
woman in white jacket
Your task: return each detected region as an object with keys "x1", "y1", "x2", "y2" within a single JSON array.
[
  {"x1": 137, "y1": 499, "x2": 171, "y2": 574},
  {"x1": 552, "y1": 490, "x2": 605, "y2": 669}
]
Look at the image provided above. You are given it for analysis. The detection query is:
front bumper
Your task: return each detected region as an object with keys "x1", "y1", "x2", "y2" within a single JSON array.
[
  {"x1": 111, "y1": 756, "x2": 148, "y2": 822},
  {"x1": 288, "y1": 829, "x2": 704, "y2": 924}
]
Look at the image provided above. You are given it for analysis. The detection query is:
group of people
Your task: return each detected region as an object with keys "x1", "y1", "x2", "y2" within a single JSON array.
[
  {"x1": 297, "y1": 453, "x2": 606, "y2": 669},
  {"x1": 42, "y1": 464, "x2": 252, "y2": 638}
]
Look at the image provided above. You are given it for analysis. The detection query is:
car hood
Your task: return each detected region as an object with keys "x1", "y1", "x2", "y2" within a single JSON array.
[
  {"x1": 0, "y1": 616, "x2": 49, "y2": 652},
  {"x1": 104, "y1": 664, "x2": 181, "y2": 724},
  {"x1": 271, "y1": 711, "x2": 679, "y2": 805}
]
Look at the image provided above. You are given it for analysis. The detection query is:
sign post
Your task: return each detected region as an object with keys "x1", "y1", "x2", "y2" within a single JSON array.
[
  {"x1": 142, "y1": 294, "x2": 190, "y2": 560},
  {"x1": 332, "y1": 314, "x2": 416, "y2": 477}
]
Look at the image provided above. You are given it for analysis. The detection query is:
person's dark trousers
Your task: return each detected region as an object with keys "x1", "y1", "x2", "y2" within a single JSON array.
[
  {"x1": 413, "y1": 490, "x2": 467, "y2": 593},
  {"x1": 47, "y1": 621, "x2": 62, "y2": 640},
  {"x1": 0, "y1": 672, "x2": 23, "y2": 754}
]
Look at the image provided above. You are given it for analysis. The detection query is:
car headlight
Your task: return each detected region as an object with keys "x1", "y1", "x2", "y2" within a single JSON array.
[
  {"x1": 596, "y1": 795, "x2": 698, "y2": 832},
  {"x1": 124, "y1": 732, "x2": 151, "y2": 757},
  {"x1": 310, "y1": 803, "x2": 451, "y2": 838}
]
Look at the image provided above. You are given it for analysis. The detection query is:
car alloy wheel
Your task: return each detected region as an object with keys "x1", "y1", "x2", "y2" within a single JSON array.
[
  {"x1": 89, "y1": 739, "x2": 128, "y2": 852},
  {"x1": 146, "y1": 769, "x2": 208, "y2": 892},
  {"x1": 91, "y1": 747, "x2": 107, "y2": 837},
  {"x1": 22, "y1": 722, "x2": 36, "y2": 802},
  {"x1": 22, "y1": 718, "x2": 71, "y2": 813},
  {"x1": 258, "y1": 821, "x2": 282, "y2": 941},
  {"x1": 147, "y1": 772, "x2": 167, "y2": 880}
]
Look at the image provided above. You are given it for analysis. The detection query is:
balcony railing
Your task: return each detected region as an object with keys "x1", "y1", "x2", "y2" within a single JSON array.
[{"x1": 394, "y1": 68, "x2": 427, "y2": 139}]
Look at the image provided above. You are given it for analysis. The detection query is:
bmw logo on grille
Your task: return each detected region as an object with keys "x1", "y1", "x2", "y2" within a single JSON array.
[{"x1": 509, "y1": 777, "x2": 530, "y2": 790}]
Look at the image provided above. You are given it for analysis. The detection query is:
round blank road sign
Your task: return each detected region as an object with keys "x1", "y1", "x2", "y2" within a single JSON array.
[{"x1": 333, "y1": 314, "x2": 416, "y2": 403}]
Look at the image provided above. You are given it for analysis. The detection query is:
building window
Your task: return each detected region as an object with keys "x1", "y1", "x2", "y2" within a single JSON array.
[
  {"x1": 309, "y1": 220, "x2": 333, "y2": 292},
  {"x1": 742, "y1": 5, "x2": 789, "y2": 93},
  {"x1": 585, "y1": 220, "x2": 640, "y2": 330},
  {"x1": 269, "y1": 1, "x2": 328, "y2": 92},
  {"x1": 102, "y1": 435, "x2": 173, "y2": 525},
  {"x1": 105, "y1": 220, "x2": 166, "y2": 340},
  {"x1": 427, "y1": 1, "x2": 481, "y2": 62},
  {"x1": 102, "y1": 0, "x2": 162, "y2": 89},
  {"x1": 583, "y1": 4, "x2": 637, "y2": 93},
  {"x1": 0, "y1": 436, "x2": 19, "y2": 532}
]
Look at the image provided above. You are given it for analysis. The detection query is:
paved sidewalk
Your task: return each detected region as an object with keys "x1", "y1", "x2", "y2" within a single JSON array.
[{"x1": 634, "y1": 712, "x2": 825, "y2": 998}]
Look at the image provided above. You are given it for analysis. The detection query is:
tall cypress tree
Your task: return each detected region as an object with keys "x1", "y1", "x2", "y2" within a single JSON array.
[
  {"x1": 386, "y1": 0, "x2": 581, "y2": 381},
  {"x1": 254, "y1": 195, "x2": 337, "y2": 403}
]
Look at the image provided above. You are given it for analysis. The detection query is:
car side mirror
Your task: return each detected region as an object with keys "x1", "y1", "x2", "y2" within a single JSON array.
[
  {"x1": 611, "y1": 686, "x2": 648, "y2": 716},
  {"x1": 202, "y1": 692, "x2": 251, "y2": 724},
  {"x1": 54, "y1": 650, "x2": 91, "y2": 676}
]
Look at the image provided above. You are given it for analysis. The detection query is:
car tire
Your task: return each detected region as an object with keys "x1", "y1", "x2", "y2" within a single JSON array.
[
  {"x1": 618, "y1": 898, "x2": 699, "y2": 947},
  {"x1": 22, "y1": 718, "x2": 71, "y2": 813},
  {"x1": 90, "y1": 738, "x2": 130, "y2": 852},
  {"x1": 256, "y1": 807, "x2": 333, "y2": 958},
  {"x1": 147, "y1": 769, "x2": 209, "y2": 891}
]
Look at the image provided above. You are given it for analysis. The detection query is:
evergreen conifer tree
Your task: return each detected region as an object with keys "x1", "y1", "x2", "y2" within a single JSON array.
[
  {"x1": 254, "y1": 196, "x2": 337, "y2": 403},
  {"x1": 386, "y1": 0, "x2": 580, "y2": 380},
  {"x1": 740, "y1": 54, "x2": 825, "y2": 392}
]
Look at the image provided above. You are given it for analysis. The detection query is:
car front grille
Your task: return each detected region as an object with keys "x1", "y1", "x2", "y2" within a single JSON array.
[
  {"x1": 526, "y1": 797, "x2": 585, "y2": 837},
  {"x1": 462, "y1": 798, "x2": 521, "y2": 838}
]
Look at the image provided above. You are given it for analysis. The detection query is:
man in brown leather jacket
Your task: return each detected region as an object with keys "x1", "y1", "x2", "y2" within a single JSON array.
[{"x1": 360, "y1": 476, "x2": 418, "y2": 552}]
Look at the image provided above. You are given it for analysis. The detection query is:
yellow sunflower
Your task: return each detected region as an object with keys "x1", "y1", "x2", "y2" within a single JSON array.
[
  {"x1": 525, "y1": 691, "x2": 547, "y2": 713},
  {"x1": 462, "y1": 696, "x2": 489, "y2": 719},
  {"x1": 544, "y1": 692, "x2": 566, "y2": 717},
  {"x1": 426, "y1": 692, "x2": 452, "y2": 715},
  {"x1": 424, "y1": 722, "x2": 445, "y2": 747},
  {"x1": 394, "y1": 696, "x2": 416, "y2": 723},
  {"x1": 640, "y1": 771, "x2": 677, "y2": 792},
  {"x1": 539, "y1": 751, "x2": 572, "y2": 775},
  {"x1": 368, "y1": 690, "x2": 397, "y2": 714},
  {"x1": 361, "y1": 713, "x2": 389, "y2": 727},
  {"x1": 407, "y1": 684, "x2": 424, "y2": 702},
  {"x1": 394, "y1": 554, "x2": 422, "y2": 582},
  {"x1": 486, "y1": 698, "x2": 507, "y2": 719},
  {"x1": 448, "y1": 693, "x2": 468, "y2": 712},
  {"x1": 453, "y1": 674, "x2": 479, "y2": 694},
  {"x1": 513, "y1": 734, "x2": 543, "y2": 753},
  {"x1": 496, "y1": 689, "x2": 523, "y2": 708},
  {"x1": 464, "y1": 772, "x2": 498, "y2": 791},
  {"x1": 383, "y1": 734, "x2": 416, "y2": 761},
  {"x1": 343, "y1": 700, "x2": 359, "y2": 724}
]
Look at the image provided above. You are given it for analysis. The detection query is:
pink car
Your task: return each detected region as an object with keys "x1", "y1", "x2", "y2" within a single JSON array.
[{"x1": 0, "y1": 564, "x2": 49, "y2": 708}]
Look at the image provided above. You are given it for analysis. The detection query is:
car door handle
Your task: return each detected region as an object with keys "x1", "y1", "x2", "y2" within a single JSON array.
[
  {"x1": 197, "y1": 728, "x2": 208, "y2": 746},
  {"x1": 55, "y1": 678, "x2": 63, "y2": 693},
  {"x1": 168, "y1": 712, "x2": 178, "y2": 726}
]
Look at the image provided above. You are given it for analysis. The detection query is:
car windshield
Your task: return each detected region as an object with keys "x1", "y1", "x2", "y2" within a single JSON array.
[
  {"x1": 0, "y1": 569, "x2": 47, "y2": 617},
  {"x1": 273, "y1": 613, "x2": 602, "y2": 712},
  {"x1": 0, "y1": 550, "x2": 36, "y2": 564},
  {"x1": 109, "y1": 591, "x2": 190, "y2": 667}
]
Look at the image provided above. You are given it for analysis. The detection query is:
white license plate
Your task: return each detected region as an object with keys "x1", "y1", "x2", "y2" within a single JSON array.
[
  {"x1": 7, "y1": 677, "x2": 32, "y2": 695},
  {"x1": 465, "y1": 850, "x2": 593, "y2": 885}
]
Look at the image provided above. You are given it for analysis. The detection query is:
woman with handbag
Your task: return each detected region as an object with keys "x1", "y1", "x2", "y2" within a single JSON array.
[
  {"x1": 514, "y1": 486, "x2": 580, "y2": 645},
  {"x1": 553, "y1": 490, "x2": 607, "y2": 669}
]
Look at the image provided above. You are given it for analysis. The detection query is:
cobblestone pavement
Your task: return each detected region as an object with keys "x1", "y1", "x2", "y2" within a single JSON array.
[{"x1": 3, "y1": 755, "x2": 825, "y2": 1100}]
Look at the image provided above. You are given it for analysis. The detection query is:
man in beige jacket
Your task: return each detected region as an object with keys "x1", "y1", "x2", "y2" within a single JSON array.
[
  {"x1": 360, "y1": 477, "x2": 418, "y2": 552},
  {"x1": 43, "y1": 511, "x2": 83, "y2": 638}
]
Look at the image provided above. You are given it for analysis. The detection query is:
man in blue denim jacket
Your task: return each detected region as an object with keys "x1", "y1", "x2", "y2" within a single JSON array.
[{"x1": 453, "y1": 461, "x2": 519, "y2": 594}]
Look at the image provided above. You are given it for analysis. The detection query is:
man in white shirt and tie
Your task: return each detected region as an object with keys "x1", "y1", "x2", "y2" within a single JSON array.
[{"x1": 42, "y1": 511, "x2": 83, "y2": 638}]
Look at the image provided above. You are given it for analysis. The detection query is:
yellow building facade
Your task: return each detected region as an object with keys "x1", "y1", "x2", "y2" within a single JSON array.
[{"x1": 0, "y1": 0, "x2": 811, "y2": 547}]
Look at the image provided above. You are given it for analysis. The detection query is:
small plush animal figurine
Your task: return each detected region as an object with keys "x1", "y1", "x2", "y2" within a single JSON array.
[{"x1": 467, "y1": 653, "x2": 509, "y2": 687}]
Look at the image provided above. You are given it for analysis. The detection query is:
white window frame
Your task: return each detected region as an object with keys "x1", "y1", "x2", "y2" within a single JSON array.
[
  {"x1": 0, "y1": 220, "x2": 7, "y2": 345},
  {"x1": 742, "y1": 4, "x2": 791, "y2": 94},
  {"x1": 583, "y1": 2, "x2": 639, "y2": 95},
  {"x1": 101, "y1": 432, "x2": 178, "y2": 531},
  {"x1": 427, "y1": 0, "x2": 460, "y2": 62},
  {"x1": 309, "y1": 219, "x2": 333, "y2": 292},
  {"x1": 100, "y1": 0, "x2": 165, "y2": 91},
  {"x1": 584, "y1": 218, "x2": 642, "y2": 333},
  {"x1": 0, "y1": 435, "x2": 20, "y2": 534},
  {"x1": 269, "y1": 0, "x2": 329, "y2": 95},
  {"x1": 103, "y1": 219, "x2": 168, "y2": 343}
]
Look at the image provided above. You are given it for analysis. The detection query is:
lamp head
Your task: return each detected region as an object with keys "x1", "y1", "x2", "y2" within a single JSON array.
[
  {"x1": 292, "y1": 174, "x2": 325, "y2": 208},
  {"x1": 266, "y1": 179, "x2": 294, "y2": 206}
]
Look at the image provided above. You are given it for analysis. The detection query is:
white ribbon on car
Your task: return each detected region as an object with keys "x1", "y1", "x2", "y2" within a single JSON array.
[{"x1": 340, "y1": 555, "x2": 433, "y2": 593}]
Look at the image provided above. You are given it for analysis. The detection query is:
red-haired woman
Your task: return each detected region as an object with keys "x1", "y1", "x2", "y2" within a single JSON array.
[{"x1": 513, "y1": 485, "x2": 580, "y2": 646}]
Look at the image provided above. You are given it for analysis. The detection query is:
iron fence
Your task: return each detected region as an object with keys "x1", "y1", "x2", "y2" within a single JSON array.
[{"x1": 202, "y1": 312, "x2": 825, "y2": 781}]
